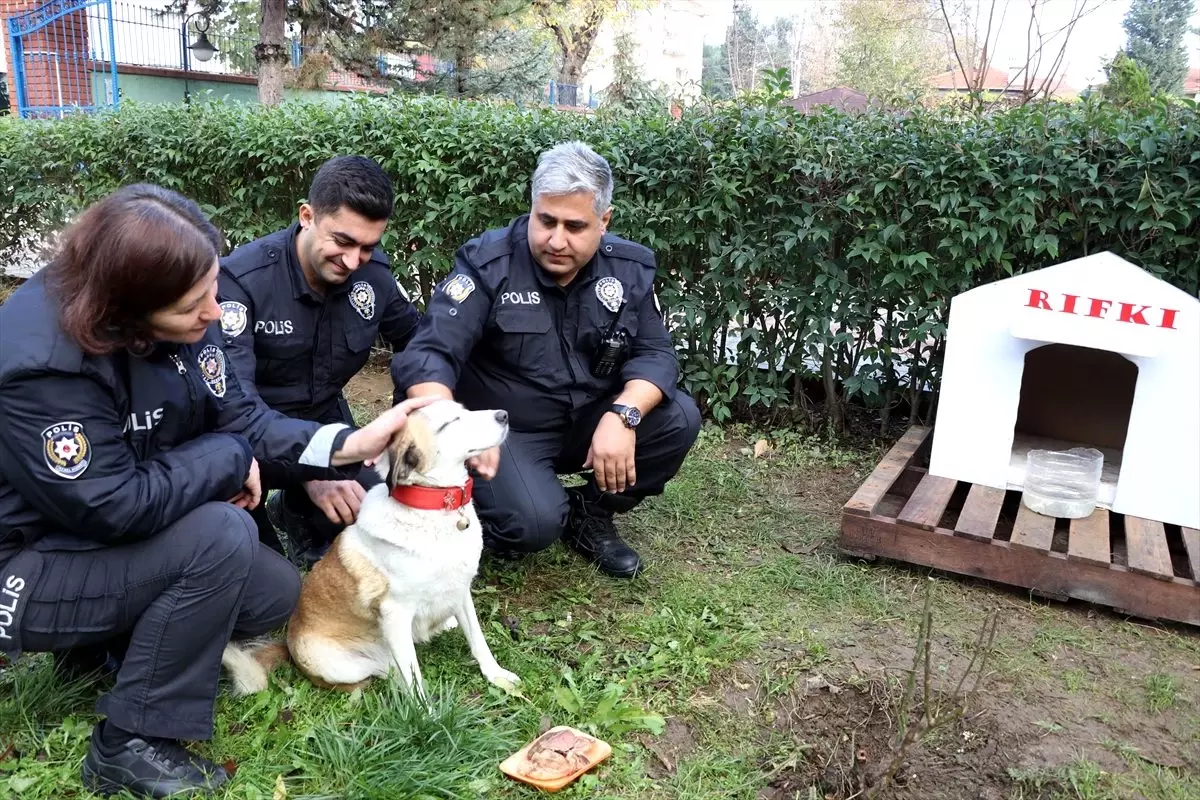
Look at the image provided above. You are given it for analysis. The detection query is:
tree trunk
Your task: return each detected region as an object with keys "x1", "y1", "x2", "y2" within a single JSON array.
[
  {"x1": 256, "y1": 0, "x2": 289, "y2": 106},
  {"x1": 557, "y1": 54, "x2": 585, "y2": 105}
]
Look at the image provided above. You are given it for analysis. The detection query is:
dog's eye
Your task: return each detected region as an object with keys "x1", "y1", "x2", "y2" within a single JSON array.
[{"x1": 435, "y1": 417, "x2": 460, "y2": 434}]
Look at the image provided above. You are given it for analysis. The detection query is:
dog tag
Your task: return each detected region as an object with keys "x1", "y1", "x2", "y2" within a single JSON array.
[{"x1": 457, "y1": 512, "x2": 470, "y2": 531}]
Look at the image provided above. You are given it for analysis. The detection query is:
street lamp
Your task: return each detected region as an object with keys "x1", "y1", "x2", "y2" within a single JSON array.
[
  {"x1": 189, "y1": 22, "x2": 218, "y2": 63},
  {"x1": 182, "y1": 13, "x2": 219, "y2": 103}
]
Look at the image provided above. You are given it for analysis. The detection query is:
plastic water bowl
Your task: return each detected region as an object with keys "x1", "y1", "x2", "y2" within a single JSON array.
[{"x1": 1022, "y1": 447, "x2": 1105, "y2": 519}]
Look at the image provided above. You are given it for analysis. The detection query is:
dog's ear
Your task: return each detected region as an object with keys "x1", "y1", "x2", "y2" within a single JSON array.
[{"x1": 385, "y1": 413, "x2": 434, "y2": 488}]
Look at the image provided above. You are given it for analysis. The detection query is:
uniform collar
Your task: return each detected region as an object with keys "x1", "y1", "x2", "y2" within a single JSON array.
[
  {"x1": 284, "y1": 221, "x2": 319, "y2": 302},
  {"x1": 284, "y1": 221, "x2": 356, "y2": 303}
]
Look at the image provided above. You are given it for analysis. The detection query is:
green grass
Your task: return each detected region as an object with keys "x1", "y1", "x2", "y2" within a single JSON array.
[
  {"x1": 1142, "y1": 673, "x2": 1180, "y2": 714},
  {"x1": 2, "y1": 422, "x2": 1198, "y2": 799},
  {"x1": 1010, "y1": 755, "x2": 1199, "y2": 800}
]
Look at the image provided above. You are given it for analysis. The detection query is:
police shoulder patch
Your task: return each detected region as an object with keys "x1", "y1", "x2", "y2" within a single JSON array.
[
  {"x1": 350, "y1": 281, "x2": 376, "y2": 320},
  {"x1": 42, "y1": 421, "x2": 91, "y2": 480},
  {"x1": 198, "y1": 344, "x2": 228, "y2": 398},
  {"x1": 443, "y1": 274, "x2": 476, "y2": 304},
  {"x1": 219, "y1": 301, "x2": 248, "y2": 338}
]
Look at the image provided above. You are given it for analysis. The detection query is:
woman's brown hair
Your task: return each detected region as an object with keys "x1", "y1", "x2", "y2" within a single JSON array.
[{"x1": 46, "y1": 183, "x2": 225, "y2": 355}]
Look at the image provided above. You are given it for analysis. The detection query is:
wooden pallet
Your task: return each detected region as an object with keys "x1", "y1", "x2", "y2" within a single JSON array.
[{"x1": 839, "y1": 427, "x2": 1200, "y2": 627}]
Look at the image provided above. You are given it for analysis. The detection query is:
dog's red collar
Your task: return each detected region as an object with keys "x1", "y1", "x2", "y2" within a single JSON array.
[{"x1": 389, "y1": 478, "x2": 474, "y2": 511}]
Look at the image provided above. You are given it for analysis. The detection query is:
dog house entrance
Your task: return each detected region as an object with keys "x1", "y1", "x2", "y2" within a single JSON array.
[{"x1": 1007, "y1": 343, "x2": 1137, "y2": 507}]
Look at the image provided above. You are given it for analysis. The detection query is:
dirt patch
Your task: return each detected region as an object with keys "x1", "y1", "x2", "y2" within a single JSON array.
[
  {"x1": 343, "y1": 355, "x2": 396, "y2": 421},
  {"x1": 756, "y1": 681, "x2": 1018, "y2": 800},
  {"x1": 639, "y1": 717, "x2": 698, "y2": 779}
]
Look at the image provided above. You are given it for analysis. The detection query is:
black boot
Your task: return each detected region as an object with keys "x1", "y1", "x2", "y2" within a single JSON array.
[
  {"x1": 564, "y1": 489, "x2": 643, "y2": 578},
  {"x1": 81, "y1": 722, "x2": 228, "y2": 798},
  {"x1": 265, "y1": 491, "x2": 323, "y2": 568}
]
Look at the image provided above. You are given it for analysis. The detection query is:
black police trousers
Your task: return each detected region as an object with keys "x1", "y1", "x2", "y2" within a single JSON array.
[
  {"x1": 473, "y1": 392, "x2": 702, "y2": 553},
  {"x1": 17, "y1": 502, "x2": 299, "y2": 741}
]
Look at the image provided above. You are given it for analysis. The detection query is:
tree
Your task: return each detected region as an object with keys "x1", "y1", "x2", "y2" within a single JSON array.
[
  {"x1": 192, "y1": 0, "x2": 550, "y2": 103},
  {"x1": 701, "y1": 43, "x2": 733, "y2": 99},
  {"x1": 1122, "y1": 0, "x2": 1195, "y2": 95},
  {"x1": 1099, "y1": 51, "x2": 1153, "y2": 107},
  {"x1": 835, "y1": 0, "x2": 942, "y2": 102},
  {"x1": 938, "y1": 0, "x2": 1105, "y2": 108},
  {"x1": 256, "y1": 0, "x2": 289, "y2": 104},
  {"x1": 531, "y1": 0, "x2": 616, "y2": 105},
  {"x1": 723, "y1": 1, "x2": 800, "y2": 95}
]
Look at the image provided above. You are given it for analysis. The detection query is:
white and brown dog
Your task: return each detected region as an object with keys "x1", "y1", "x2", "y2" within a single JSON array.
[{"x1": 222, "y1": 399, "x2": 520, "y2": 699}]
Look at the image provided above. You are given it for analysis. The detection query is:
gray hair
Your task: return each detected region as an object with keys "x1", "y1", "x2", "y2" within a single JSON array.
[{"x1": 530, "y1": 141, "x2": 614, "y2": 216}]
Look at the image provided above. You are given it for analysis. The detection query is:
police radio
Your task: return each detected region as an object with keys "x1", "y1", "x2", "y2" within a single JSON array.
[{"x1": 591, "y1": 299, "x2": 629, "y2": 378}]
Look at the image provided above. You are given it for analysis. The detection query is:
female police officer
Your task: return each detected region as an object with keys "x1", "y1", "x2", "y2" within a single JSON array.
[{"x1": 0, "y1": 184, "x2": 431, "y2": 798}]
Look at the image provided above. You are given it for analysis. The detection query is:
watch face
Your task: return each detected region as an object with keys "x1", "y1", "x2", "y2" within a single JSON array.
[{"x1": 625, "y1": 408, "x2": 642, "y2": 427}]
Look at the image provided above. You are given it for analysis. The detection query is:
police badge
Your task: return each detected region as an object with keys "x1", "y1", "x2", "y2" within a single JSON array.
[
  {"x1": 42, "y1": 421, "x2": 91, "y2": 480},
  {"x1": 350, "y1": 281, "x2": 376, "y2": 320},
  {"x1": 219, "y1": 301, "x2": 248, "y2": 338},
  {"x1": 443, "y1": 274, "x2": 476, "y2": 303},
  {"x1": 595, "y1": 277, "x2": 624, "y2": 313},
  {"x1": 198, "y1": 344, "x2": 228, "y2": 398}
]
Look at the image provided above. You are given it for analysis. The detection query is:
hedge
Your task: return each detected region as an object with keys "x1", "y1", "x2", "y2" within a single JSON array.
[{"x1": 2, "y1": 94, "x2": 1197, "y2": 431}]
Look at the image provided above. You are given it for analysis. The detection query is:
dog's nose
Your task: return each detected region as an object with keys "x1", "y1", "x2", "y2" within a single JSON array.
[{"x1": 494, "y1": 410, "x2": 508, "y2": 424}]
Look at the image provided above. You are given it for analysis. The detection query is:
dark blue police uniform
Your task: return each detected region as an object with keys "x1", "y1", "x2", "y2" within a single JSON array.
[
  {"x1": 0, "y1": 272, "x2": 355, "y2": 743},
  {"x1": 391, "y1": 215, "x2": 700, "y2": 557},
  {"x1": 217, "y1": 222, "x2": 420, "y2": 553}
]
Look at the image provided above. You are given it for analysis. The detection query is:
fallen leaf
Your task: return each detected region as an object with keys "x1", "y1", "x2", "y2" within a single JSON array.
[
  {"x1": 273, "y1": 774, "x2": 288, "y2": 800},
  {"x1": 223, "y1": 759, "x2": 239, "y2": 777},
  {"x1": 782, "y1": 541, "x2": 821, "y2": 555},
  {"x1": 277, "y1": 709, "x2": 294, "y2": 724},
  {"x1": 753, "y1": 439, "x2": 772, "y2": 458}
]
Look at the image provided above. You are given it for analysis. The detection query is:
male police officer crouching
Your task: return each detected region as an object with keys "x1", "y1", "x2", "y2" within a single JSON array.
[
  {"x1": 0, "y1": 184, "x2": 432, "y2": 798},
  {"x1": 391, "y1": 141, "x2": 701, "y2": 578},
  {"x1": 218, "y1": 156, "x2": 421, "y2": 566}
]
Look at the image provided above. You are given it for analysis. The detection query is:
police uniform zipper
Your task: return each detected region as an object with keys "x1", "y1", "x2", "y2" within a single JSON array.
[{"x1": 170, "y1": 349, "x2": 203, "y2": 433}]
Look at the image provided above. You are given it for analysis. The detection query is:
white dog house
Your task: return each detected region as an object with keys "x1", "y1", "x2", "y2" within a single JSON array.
[{"x1": 929, "y1": 251, "x2": 1199, "y2": 530}]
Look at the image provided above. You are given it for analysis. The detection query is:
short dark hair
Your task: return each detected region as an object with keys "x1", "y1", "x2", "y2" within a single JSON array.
[
  {"x1": 46, "y1": 183, "x2": 223, "y2": 355},
  {"x1": 307, "y1": 155, "x2": 394, "y2": 221}
]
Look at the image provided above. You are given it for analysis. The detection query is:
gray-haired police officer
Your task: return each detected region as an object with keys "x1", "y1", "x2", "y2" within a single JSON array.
[
  {"x1": 391, "y1": 141, "x2": 701, "y2": 579},
  {"x1": 218, "y1": 156, "x2": 420, "y2": 565}
]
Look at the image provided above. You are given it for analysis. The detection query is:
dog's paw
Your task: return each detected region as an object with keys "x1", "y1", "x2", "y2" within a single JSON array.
[{"x1": 486, "y1": 668, "x2": 521, "y2": 691}]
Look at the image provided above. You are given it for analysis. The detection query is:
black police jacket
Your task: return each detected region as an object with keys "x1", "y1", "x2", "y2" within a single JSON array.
[
  {"x1": 390, "y1": 215, "x2": 679, "y2": 432},
  {"x1": 0, "y1": 273, "x2": 354, "y2": 565},
  {"x1": 217, "y1": 223, "x2": 420, "y2": 423}
]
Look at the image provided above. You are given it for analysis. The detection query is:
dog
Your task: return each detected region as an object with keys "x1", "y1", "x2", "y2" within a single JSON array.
[{"x1": 222, "y1": 398, "x2": 520, "y2": 700}]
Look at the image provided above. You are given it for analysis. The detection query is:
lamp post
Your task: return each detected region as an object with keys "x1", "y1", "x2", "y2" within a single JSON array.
[{"x1": 181, "y1": 12, "x2": 219, "y2": 104}]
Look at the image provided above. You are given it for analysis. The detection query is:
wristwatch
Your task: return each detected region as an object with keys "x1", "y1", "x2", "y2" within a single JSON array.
[{"x1": 609, "y1": 404, "x2": 642, "y2": 429}]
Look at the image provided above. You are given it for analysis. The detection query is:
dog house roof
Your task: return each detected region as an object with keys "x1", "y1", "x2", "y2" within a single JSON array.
[{"x1": 949, "y1": 251, "x2": 1197, "y2": 359}]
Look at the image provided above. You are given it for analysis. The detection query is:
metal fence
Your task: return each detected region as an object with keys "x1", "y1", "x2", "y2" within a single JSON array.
[
  {"x1": 102, "y1": 2, "x2": 256, "y2": 75},
  {"x1": 548, "y1": 79, "x2": 596, "y2": 108}
]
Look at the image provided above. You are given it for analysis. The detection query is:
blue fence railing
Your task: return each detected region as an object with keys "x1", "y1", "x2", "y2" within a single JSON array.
[{"x1": 548, "y1": 79, "x2": 596, "y2": 108}]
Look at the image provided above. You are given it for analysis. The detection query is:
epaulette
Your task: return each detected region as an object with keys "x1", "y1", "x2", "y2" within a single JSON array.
[
  {"x1": 467, "y1": 224, "x2": 517, "y2": 269},
  {"x1": 220, "y1": 230, "x2": 289, "y2": 279},
  {"x1": 600, "y1": 235, "x2": 656, "y2": 268}
]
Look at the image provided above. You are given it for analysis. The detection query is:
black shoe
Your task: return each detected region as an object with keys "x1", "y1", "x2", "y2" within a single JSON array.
[
  {"x1": 81, "y1": 725, "x2": 228, "y2": 798},
  {"x1": 480, "y1": 525, "x2": 524, "y2": 562},
  {"x1": 265, "y1": 491, "x2": 318, "y2": 568},
  {"x1": 564, "y1": 490, "x2": 643, "y2": 578}
]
